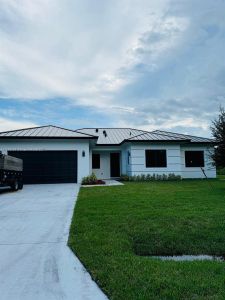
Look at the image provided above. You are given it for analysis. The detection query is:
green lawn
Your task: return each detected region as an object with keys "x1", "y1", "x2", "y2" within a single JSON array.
[{"x1": 68, "y1": 180, "x2": 225, "y2": 300}]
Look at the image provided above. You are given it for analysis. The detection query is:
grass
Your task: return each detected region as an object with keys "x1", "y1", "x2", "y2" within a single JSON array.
[{"x1": 68, "y1": 180, "x2": 225, "y2": 299}]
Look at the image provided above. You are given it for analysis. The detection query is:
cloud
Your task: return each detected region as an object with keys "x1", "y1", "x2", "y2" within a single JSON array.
[
  {"x1": 0, "y1": 0, "x2": 224, "y2": 136},
  {"x1": 0, "y1": 0, "x2": 169, "y2": 102},
  {"x1": 0, "y1": 117, "x2": 37, "y2": 132}
]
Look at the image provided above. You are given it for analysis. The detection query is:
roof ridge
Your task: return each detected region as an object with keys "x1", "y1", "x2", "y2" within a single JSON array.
[
  {"x1": 125, "y1": 130, "x2": 190, "y2": 142},
  {"x1": 0, "y1": 125, "x2": 97, "y2": 138},
  {"x1": 77, "y1": 127, "x2": 150, "y2": 141},
  {"x1": 125, "y1": 131, "x2": 150, "y2": 141},
  {"x1": 77, "y1": 127, "x2": 147, "y2": 132},
  {"x1": 0, "y1": 124, "x2": 50, "y2": 135},
  {"x1": 49, "y1": 125, "x2": 96, "y2": 137}
]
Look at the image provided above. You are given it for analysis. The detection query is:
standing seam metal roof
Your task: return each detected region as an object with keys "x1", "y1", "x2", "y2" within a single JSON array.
[
  {"x1": 0, "y1": 126, "x2": 215, "y2": 144},
  {"x1": 152, "y1": 130, "x2": 215, "y2": 143},
  {"x1": 77, "y1": 128, "x2": 215, "y2": 144},
  {"x1": 0, "y1": 125, "x2": 97, "y2": 138}
]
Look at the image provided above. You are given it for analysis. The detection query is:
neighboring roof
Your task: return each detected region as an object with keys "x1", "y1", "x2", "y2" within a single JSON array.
[
  {"x1": 77, "y1": 128, "x2": 215, "y2": 145},
  {"x1": 0, "y1": 125, "x2": 97, "y2": 139}
]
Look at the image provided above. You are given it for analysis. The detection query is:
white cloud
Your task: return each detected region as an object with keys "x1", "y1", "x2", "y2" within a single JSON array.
[
  {"x1": 0, "y1": 0, "x2": 224, "y2": 136},
  {"x1": 0, "y1": 117, "x2": 37, "y2": 132},
  {"x1": 0, "y1": 0, "x2": 170, "y2": 102}
]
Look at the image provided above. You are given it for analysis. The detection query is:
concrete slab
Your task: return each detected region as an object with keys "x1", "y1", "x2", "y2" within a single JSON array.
[
  {"x1": 82, "y1": 180, "x2": 123, "y2": 187},
  {"x1": 0, "y1": 184, "x2": 107, "y2": 300}
]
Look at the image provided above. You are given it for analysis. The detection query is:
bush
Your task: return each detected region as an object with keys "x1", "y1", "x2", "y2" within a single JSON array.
[
  {"x1": 120, "y1": 174, "x2": 130, "y2": 181},
  {"x1": 218, "y1": 168, "x2": 225, "y2": 175},
  {"x1": 82, "y1": 172, "x2": 98, "y2": 185},
  {"x1": 120, "y1": 173, "x2": 181, "y2": 182}
]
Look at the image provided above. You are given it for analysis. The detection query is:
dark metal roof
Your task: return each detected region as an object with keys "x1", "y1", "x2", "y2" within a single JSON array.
[
  {"x1": 77, "y1": 128, "x2": 145, "y2": 145},
  {"x1": 0, "y1": 125, "x2": 215, "y2": 144},
  {"x1": 77, "y1": 128, "x2": 214, "y2": 145},
  {"x1": 126, "y1": 131, "x2": 189, "y2": 142},
  {"x1": 0, "y1": 125, "x2": 97, "y2": 139}
]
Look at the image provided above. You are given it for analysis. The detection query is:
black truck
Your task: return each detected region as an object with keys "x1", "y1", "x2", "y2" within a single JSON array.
[{"x1": 0, "y1": 153, "x2": 23, "y2": 191}]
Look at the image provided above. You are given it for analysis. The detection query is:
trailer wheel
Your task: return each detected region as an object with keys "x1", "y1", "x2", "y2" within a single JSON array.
[
  {"x1": 18, "y1": 180, "x2": 23, "y2": 190},
  {"x1": 11, "y1": 179, "x2": 19, "y2": 191}
]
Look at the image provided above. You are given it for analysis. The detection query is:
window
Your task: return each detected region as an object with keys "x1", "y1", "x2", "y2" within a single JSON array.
[
  {"x1": 92, "y1": 153, "x2": 100, "y2": 169},
  {"x1": 145, "y1": 150, "x2": 167, "y2": 168},
  {"x1": 185, "y1": 151, "x2": 204, "y2": 167}
]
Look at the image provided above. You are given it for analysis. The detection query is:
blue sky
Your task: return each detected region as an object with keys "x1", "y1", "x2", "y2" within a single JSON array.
[{"x1": 0, "y1": 0, "x2": 224, "y2": 136}]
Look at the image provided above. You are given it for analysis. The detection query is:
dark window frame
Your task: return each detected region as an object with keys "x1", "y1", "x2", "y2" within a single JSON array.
[
  {"x1": 185, "y1": 151, "x2": 204, "y2": 167},
  {"x1": 145, "y1": 149, "x2": 167, "y2": 168},
  {"x1": 92, "y1": 153, "x2": 100, "y2": 169}
]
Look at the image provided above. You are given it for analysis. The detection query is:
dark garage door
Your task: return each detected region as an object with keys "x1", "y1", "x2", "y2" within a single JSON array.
[{"x1": 8, "y1": 151, "x2": 77, "y2": 184}]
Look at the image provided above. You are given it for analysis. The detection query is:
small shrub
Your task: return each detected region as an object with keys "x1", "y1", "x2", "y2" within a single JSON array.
[
  {"x1": 141, "y1": 174, "x2": 146, "y2": 181},
  {"x1": 120, "y1": 174, "x2": 130, "y2": 181},
  {"x1": 120, "y1": 173, "x2": 182, "y2": 182},
  {"x1": 132, "y1": 175, "x2": 137, "y2": 182},
  {"x1": 162, "y1": 174, "x2": 167, "y2": 181},
  {"x1": 146, "y1": 174, "x2": 151, "y2": 181},
  {"x1": 151, "y1": 174, "x2": 156, "y2": 181},
  {"x1": 136, "y1": 175, "x2": 141, "y2": 182},
  {"x1": 81, "y1": 172, "x2": 100, "y2": 185},
  {"x1": 168, "y1": 173, "x2": 182, "y2": 181}
]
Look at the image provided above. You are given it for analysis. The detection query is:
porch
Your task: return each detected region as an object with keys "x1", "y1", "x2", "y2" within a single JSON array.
[{"x1": 90, "y1": 150, "x2": 122, "y2": 179}]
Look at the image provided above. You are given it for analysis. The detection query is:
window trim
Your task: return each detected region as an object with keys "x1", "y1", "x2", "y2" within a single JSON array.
[
  {"x1": 185, "y1": 150, "x2": 205, "y2": 168},
  {"x1": 145, "y1": 149, "x2": 167, "y2": 168},
  {"x1": 92, "y1": 153, "x2": 100, "y2": 169}
]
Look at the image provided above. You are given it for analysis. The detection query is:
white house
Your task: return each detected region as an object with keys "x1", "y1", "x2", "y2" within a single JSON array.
[{"x1": 0, "y1": 125, "x2": 216, "y2": 183}]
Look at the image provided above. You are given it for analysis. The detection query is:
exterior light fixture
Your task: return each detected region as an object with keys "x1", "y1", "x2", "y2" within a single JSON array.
[{"x1": 82, "y1": 150, "x2": 85, "y2": 157}]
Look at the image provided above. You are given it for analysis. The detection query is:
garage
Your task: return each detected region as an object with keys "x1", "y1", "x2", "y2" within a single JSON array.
[{"x1": 8, "y1": 150, "x2": 77, "y2": 184}]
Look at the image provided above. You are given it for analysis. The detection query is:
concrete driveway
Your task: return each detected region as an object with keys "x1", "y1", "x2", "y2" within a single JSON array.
[{"x1": 0, "y1": 184, "x2": 107, "y2": 300}]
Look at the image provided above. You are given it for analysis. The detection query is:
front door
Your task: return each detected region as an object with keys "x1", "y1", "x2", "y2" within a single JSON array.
[{"x1": 110, "y1": 153, "x2": 120, "y2": 177}]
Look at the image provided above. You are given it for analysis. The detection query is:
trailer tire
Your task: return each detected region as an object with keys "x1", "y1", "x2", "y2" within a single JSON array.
[
  {"x1": 11, "y1": 179, "x2": 19, "y2": 191},
  {"x1": 18, "y1": 180, "x2": 23, "y2": 190}
]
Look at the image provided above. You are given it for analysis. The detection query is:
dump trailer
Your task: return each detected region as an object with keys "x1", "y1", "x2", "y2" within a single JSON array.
[{"x1": 0, "y1": 153, "x2": 23, "y2": 191}]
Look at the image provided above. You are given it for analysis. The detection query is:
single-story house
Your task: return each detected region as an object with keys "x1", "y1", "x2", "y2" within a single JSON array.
[{"x1": 0, "y1": 125, "x2": 216, "y2": 184}]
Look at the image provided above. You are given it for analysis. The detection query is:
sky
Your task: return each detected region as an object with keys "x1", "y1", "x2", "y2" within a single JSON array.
[{"x1": 0, "y1": 0, "x2": 224, "y2": 137}]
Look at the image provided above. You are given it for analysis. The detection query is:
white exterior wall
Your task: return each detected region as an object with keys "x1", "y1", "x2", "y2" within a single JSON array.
[
  {"x1": 121, "y1": 143, "x2": 131, "y2": 175},
  {"x1": 180, "y1": 145, "x2": 216, "y2": 178},
  {"x1": 92, "y1": 152, "x2": 110, "y2": 179},
  {"x1": 91, "y1": 146, "x2": 123, "y2": 179},
  {"x1": 129, "y1": 143, "x2": 182, "y2": 176},
  {"x1": 0, "y1": 139, "x2": 90, "y2": 183}
]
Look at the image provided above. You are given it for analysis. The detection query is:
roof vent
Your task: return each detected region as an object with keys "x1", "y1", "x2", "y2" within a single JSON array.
[
  {"x1": 103, "y1": 130, "x2": 107, "y2": 137},
  {"x1": 96, "y1": 128, "x2": 99, "y2": 133},
  {"x1": 130, "y1": 131, "x2": 132, "y2": 135}
]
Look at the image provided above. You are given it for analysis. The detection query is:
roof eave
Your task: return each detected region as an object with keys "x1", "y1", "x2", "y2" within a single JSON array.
[{"x1": 0, "y1": 136, "x2": 97, "y2": 140}]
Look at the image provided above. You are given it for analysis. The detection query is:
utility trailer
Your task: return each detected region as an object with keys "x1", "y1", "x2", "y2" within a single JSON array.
[{"x1": 0, "y1": 153, "x2": 23, "y2": 191}]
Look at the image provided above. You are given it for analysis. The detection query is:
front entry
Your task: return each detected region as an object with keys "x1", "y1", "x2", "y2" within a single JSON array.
[{"x1": 110, "y1": 153, "x2": 120, "y2": 177}]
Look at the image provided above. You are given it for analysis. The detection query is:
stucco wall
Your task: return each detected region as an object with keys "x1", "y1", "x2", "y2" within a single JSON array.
[
  {"x1": 128, "y1": 142, "x2": 216, "y2": 178},
  {"x1": 180, "y1": 145, "x2": 216, "y2": 178},
  {"x1": 121, "y1": 143, "x2": 131, "y2": 175},
  {"x1": 92, "y1": 152, "x2": 110, "y2": 179},
  {"x1": 91, "y1": 146, "x2": 123, "y2": 179},
  {"x1": 0, "y1": 139, "x2": 90, "y2": 183},
  {"x1": 129, "y1": 143, "x2": 182, "y2": 176}
]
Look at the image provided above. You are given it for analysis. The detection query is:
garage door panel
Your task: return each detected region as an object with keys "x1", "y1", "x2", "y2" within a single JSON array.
[{"x1": 8, "y1": 151, "x2": 77, "y2": 184}]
